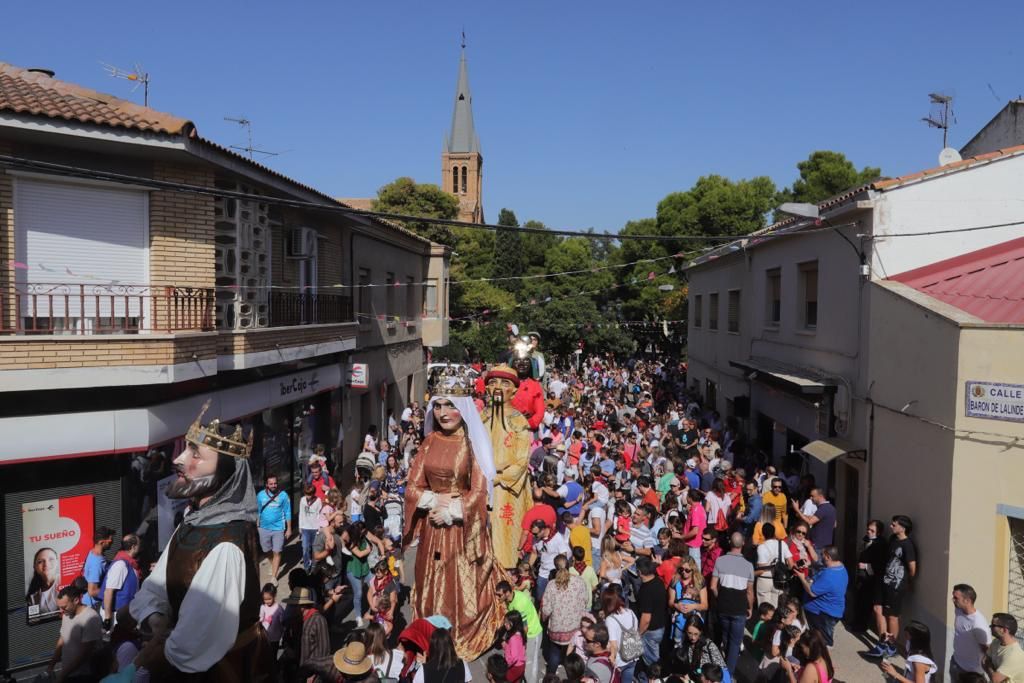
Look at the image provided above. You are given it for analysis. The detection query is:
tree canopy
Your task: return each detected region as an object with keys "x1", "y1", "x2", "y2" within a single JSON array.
[{"x1": 778, "y1": 150, "x2": 882, "y2": 206}]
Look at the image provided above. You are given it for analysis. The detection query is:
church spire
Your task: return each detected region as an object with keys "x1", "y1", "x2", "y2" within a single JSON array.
[{"x1": 445, "y1": 40, "x2": 480, "y2": 154}]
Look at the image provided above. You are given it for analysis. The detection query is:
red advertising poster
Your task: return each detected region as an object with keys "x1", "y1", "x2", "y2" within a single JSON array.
[{"x1": 22, "y1": 495, "x2": 94, "y2": 624}]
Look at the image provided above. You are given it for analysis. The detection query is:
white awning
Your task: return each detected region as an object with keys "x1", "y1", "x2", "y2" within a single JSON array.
[{"x1": 801, "y1": 437, "x2": 864, "y2": 464}]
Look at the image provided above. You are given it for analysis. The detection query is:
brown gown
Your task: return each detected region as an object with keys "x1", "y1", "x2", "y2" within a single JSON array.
[{"x1": 403, "y1": 430, "x2": 507, "y2": 660}]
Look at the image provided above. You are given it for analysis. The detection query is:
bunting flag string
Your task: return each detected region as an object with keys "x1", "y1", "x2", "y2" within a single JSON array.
[{"x1": 5, "y1": 250, "x2": 693, "y2": 290}]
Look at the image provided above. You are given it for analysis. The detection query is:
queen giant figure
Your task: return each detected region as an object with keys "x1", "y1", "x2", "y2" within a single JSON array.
[{"x1": 403, "y1": 368, "x2": 507, "y2": 660}]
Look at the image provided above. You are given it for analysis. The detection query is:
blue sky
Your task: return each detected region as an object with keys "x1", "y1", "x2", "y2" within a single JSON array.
[{"x1": 6, "y1": 1, "x2": 1023, "y2": 231}]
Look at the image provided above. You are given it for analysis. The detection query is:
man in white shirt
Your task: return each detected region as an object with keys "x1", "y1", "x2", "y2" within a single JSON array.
[
  {"x1": 529, "y1": 521, "x2": 570, "y2": 600},
  {"x1": 951, "y1": 583, "x2": 991, "y2": 678}
]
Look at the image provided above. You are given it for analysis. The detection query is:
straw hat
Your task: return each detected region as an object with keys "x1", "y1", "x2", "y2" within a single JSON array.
[
  {"x1": 282, "y1": 586, "x2": 315, "y2": 606},
  {"x1": 333, "y1": 641, "x2": 372, "y2": 676}
]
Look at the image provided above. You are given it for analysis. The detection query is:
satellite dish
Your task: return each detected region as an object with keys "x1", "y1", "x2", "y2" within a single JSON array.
[{"x1": 939, "y1": 147, "x2": 962, "y2": 166}]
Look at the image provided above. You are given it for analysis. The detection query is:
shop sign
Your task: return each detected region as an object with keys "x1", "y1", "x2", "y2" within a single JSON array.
[
  {"x1": 22, "y1": 494, "x2": 94, "y2": 624},
  {"x1": 277, "y1": 369, "x2": 325, "y2": 401},
  {"x1": 966, "y1": 381, "x2": 1024, "y2": 423},
  {"x1": 349, "y1": 363, "x2": 369, "y2": 389}
]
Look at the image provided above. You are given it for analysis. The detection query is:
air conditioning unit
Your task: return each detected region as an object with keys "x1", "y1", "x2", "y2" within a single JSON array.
[{"x1": 287, "y1": 227, "x2": 315, "y2": 258}]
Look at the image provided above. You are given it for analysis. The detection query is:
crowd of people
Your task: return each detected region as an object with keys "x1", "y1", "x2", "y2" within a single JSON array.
[{"x1": 40, "y1": 355, "x2": 1024, "y2": 683}]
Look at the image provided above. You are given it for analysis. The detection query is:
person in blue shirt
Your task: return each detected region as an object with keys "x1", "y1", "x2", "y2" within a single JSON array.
[
  {"x1": 798, "y1": 545, "x2": 849, "y2": 647},
  {"x1": 82, "y1": 526, "x2": 114, "y2": 609},
  {"x1": 741, "y1": 481, "x2": 763, "y2": 536},
  {"x1": 256, "y1": 475, "x2": 291, "y2": 580}
]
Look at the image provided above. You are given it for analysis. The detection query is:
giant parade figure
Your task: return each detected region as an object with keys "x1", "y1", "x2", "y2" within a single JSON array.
[
  {"x1": 128, "y1": 402, "x2": 272, "y2": 681},
  {"x1": 510, "y1": 335, "x2": 546, "y2": 431},
  {"x1": 482, "y1": 364, "x2": 533, "y2": 569},
  {"x1": 403, "y1": 368, "x2": 508, "y2": 660}
]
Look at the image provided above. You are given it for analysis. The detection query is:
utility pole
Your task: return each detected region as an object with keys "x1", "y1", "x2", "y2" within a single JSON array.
[{"x1": 921, "y1": 92, "x2": 954, "y2": 149}]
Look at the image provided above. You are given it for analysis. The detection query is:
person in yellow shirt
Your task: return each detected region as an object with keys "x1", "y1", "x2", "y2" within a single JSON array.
[
  {"x1": 566, "y1": 512, "x2": 593, "y2": 567},
  {"x1": 761, "y1": 478, "x2": 789, "y2": 528},
  {"x1": 985, "y1": 613, "x2": 1024, "y2": 683}
]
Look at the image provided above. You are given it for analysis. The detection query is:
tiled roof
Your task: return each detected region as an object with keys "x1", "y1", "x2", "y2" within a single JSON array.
[
  {"x1": 0, "y1": 63, "x2": 192, "y2": 135},
  {"x1": 0, "y1": 62, "x2": 432, "y2": 247},
  {"x1": 873, "y1": 144, "x2": 1024, "y2": 190},
  {"x1": 336, "y1": 198, "x2": 375, "y2": 210},
  {"x1": 890, "y1": 236, "x2": 1024, "y2": 324}
]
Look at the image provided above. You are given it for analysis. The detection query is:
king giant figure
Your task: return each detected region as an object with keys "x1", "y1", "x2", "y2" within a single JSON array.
[{"x1": 129, "y1": 402, "x2": 272, "y2": 681}]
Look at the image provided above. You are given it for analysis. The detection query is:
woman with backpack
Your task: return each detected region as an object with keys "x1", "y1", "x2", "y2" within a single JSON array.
[
  {"x1": 755, "y1": 523, "x2": 794, "y2": 608},
  {"x1": 600, "y1": 586, "x2": 641, "y2": 683},
  {"x1": 668, "y1": 556, "x2": 708, "y2": 643},
  {"x1": 365, "y1": 621, "x2": 405, "y2": 682}
]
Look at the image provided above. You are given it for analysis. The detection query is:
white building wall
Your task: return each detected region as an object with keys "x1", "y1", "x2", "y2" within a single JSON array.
[{"x1": 871, "y1": 153, "x2": 1024, "y2": 278}]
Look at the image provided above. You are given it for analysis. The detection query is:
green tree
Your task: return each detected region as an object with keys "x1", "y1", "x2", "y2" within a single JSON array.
[
  {"x1": 373, "y1": 177, "x2": 459, "y2": 247},
  {"x1": 779, "y1": 151, "x2": 882, "y2": 206},
  {"x1": 493, "y1": 208, "x2": 524, "y2": 295},
  {"x1": 656, "y1": 174, "x2": 778, "y2": 248}
]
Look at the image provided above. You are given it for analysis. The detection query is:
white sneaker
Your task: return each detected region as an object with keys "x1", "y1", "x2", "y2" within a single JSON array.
[{"x1": 356, "y1": 617, "x2": 364, "y2": 628}]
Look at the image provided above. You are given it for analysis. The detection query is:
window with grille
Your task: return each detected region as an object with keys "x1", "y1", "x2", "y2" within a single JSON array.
[
  {"x1": 766, "y1": 268, "x2": 781, "y2": 325},
  {"x1": 799, "y1": 261, "x2": 818, "y2": 329},
  {"x1": 1007, "y1": 517, "x2": 1024, "y2": 644},
  {"x1": 693, "y1": 294, "x2": 702, "y2": 328},
  {"x1": 425, "y1": 279, "x2": 439, "y2": 316},
  {"x1": 709, "y1": 292, "x2": 719, "y2": 331},
  {"x1": 728, "y1": 289, "x2": 741, "y2": 333}
]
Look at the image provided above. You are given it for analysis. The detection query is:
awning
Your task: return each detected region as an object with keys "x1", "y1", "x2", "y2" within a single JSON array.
[
  {"x1": 730, "y1": 359, "x2": 836, "y2": 395},
  {"x1": 801, "y1": 437, "x2": 865, "y2": 464}
]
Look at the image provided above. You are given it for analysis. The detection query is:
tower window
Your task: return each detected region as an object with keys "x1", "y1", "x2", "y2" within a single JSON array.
[
  {"x1": 452, "y1": 166, "x2": 459, "y2": 193},
  {"x1": 458, "y1": 93, "x2": 465, "y2": 101},
  {"x1": 461, "y1": 165, "x2": 468, "y2": 193}
]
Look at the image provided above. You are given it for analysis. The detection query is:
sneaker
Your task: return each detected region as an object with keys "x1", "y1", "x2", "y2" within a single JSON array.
[
  {"x1": 884, "y1": 642, "x2": 898, "y2": 658},
  {"x1": 864, "y1": 643, "x2": 888, "y2": 658}
]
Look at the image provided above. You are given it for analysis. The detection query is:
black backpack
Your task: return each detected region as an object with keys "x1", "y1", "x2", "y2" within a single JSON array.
[{"x1": 771, "y1": 539, "x2": 793, "y2": 589}]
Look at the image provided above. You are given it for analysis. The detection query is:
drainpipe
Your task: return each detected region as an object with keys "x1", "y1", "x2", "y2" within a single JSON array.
[{"x1": 866, "y1": 380, "x2": 875, "y2": 518}]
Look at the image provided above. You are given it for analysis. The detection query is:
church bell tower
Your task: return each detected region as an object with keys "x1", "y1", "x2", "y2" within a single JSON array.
[{"x1": 441, "y1": 41, "x2": 484, "y2": 224}]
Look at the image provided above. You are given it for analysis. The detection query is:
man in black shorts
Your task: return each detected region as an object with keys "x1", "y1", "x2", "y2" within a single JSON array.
[{"x1": 866, "y1": 514, "x2": 917, "y2": 658}]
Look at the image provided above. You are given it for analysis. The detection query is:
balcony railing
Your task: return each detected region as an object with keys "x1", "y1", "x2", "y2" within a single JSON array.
[
  {"x1": 268, "y1": 290, "x2": 354, "y2": 327},
  {"x1": 0, "y1": 283, "x2": 215, "y2": 334}
]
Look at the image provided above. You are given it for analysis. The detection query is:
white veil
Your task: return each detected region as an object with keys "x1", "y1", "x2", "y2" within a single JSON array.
[{"x1": 425, "y1": 395, "x2": 496, "y2": 498}]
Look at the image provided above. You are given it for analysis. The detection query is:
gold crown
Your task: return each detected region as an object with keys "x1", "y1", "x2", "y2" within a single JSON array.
[
  {"x1": 428, "y1": 365, "x2": 476, "y2": 397},
  {"x1": 185, "y1": 400, "x2": 253, "y2": 459}
]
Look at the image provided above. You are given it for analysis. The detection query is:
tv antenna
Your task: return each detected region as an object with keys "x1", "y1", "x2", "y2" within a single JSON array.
[
  {"x1": 223, "y1": 116, "x2": 280, "y2": 159},
  {"x1": 921, "y1": 92, "x2": 955, "y2": 149},
  {"x1": 101, "y1": 62, "x2": 150, "y2": 106}
]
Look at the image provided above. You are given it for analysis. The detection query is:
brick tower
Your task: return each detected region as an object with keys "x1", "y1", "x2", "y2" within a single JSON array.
[{"x1": 441, "y1": 44, "x2": 484, "y2": 224}]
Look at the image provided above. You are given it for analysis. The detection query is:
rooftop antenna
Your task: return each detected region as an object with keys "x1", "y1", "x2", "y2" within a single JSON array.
[
  {"x1": 921, "y1": 92, "x2": 955, "y2": 149},
  {"x1": 101, "y1": 62, "x2": 150, "y2": 106},
  {"x1": 223, "y1": 116, "x2": 280, "y2": 159}
]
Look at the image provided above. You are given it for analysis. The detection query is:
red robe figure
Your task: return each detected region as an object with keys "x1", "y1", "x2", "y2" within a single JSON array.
[{"x1": 510, "y1": 356, "x2": 545, "y2": 430}]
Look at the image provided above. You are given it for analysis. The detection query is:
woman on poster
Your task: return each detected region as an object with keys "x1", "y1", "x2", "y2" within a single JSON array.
[{"x1": 403, "y1": 370, "x2": 507, "y2": 660}]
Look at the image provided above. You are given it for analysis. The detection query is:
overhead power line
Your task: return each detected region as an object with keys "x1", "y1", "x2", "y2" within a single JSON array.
[{"x1": 1, "y1": 154, "x2": 1022, "y2": 245}]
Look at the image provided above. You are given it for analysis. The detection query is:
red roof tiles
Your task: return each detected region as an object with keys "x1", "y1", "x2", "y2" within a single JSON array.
[
  {"x1": 0, "y1": 63, "x2": 192, "y2": 135},
  {"x1": 891, "y1": 237, "x2": 1024, "y2": 324}
]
